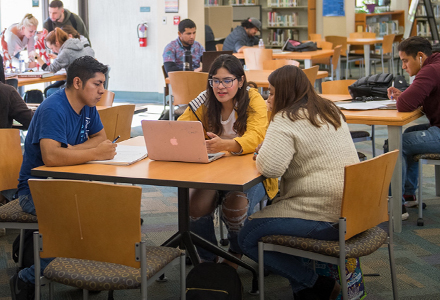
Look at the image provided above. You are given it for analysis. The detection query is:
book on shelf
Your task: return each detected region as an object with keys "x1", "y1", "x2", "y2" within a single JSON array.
[
  {"x1": 229, "y1": 0, "x2": 257, "y2": 5},
  {"x1": 18, "y1": 71, "x2": 55, "y2": 78},
  {"x1": 267, "y1": 0, "x2": 298, "y2": 7},
  {"x1": 87, "y1": 145, "x2": 148, "y2": 166},
  {"x1": 267, "y1": 11, "x2": 298, "y2": 27}
]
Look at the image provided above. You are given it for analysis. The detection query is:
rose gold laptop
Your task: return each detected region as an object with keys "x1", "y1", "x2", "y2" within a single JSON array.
[{"x1": 141, "y1": 120, "x2": 225, "y2": 163}]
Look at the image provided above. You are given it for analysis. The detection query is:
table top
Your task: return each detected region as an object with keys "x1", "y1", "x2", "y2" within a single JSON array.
[
  {"x1": 32, "y1": 136, "x2": 264, "y2": 191},
  {"x1": 245, "y1": 70, "x2": 328, "y2": 88},
  {"x1": 234, "y1": 49, "x2": 334, "y2": 60},
  {"x1": 17, "y1": 74, "x2": 67, "y2": 87},
  {"x1": 347, "y1": 37, "x2": 383, "y2": 46}
]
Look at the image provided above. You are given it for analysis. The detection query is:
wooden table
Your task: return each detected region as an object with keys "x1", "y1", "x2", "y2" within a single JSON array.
[
  {"x1": 347, "y1": 37, "x2": 383, "y2": 77},
  {"x1": 234, "y1": 49, "x2": 334, "y2": 69},
  {"x1": 17, "y1": 74, "x2": 67, "y2": 87},
  {"x1": 32, "y1": 136, "x2": 263, "y2": 292},
  {"x1": 321, "y1": 94, "x2": 423, "y2": 232}
]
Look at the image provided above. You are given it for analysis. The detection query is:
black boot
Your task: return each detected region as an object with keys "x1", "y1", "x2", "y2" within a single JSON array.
[
  {"x1": 294, "y1": 275, "x2": 341, "y2": 300},
  {"x1": 10, "y1": 273, "x2": 35, "y2": 300}
]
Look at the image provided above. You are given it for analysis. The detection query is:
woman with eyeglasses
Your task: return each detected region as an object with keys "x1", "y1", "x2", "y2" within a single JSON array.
[
  {"x1": 238, "y1": 65, "x2": 359, "y2": 300},
  {"x1": 178, "y1": 54, "x2": 278, "y2": 267},
  {"x1": 2, "y1": 14, "x2": 38, "y2": 67}
]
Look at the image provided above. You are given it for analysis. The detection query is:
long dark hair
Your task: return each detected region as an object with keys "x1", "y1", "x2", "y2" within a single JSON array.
[
  {"x1": 205, "y1": 54, "x2": 250, "y2": 136},
  {"x1": 268, "y1": 65, "x2": 345, "y2": 129}
]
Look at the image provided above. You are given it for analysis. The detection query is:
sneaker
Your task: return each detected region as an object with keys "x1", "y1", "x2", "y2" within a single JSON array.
[
  {"x1": 9, "y1": 273, "x2": 35, "y2": 300},
  {"x1": 402, "y1": 205, "x2": 409, "y2": 221},
  {"x1": 403, "y1": 195, "x2": 418, "y2": 208}
]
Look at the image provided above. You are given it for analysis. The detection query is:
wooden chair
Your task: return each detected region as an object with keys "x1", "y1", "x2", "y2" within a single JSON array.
[
  {"x1": 215, "y1": 44, "x2": 223, "y2": 51},
  {"x1": 321, "y1": 80, "x2": 376, "y2": 157},
  {"x1": 98, "y1": 104, "x2": 135, "y2": 142},
  {"x1": 96, "y1": 90, "x2": 115, "y2": 107},
  {"x1": 0, "y1": 129, "x2": 38, "y2": 267},
  {"x1": 308, "y1": 33, "x2": 322, "y2": 41},
  {"x1": 349, "y1": 32, "x2": 376, "y2": 55},
  {"x1": 262, "y1": 59, "x2": 300, "y2": 70},
  {"x1": 258, "y1": 150, "x2": 399, "y2": 300},
  {"x1": 243, "y1": 48, "x2": 273, "y2": 70},
  {"x1": 312, "y1": 44, "x2": 342, "y2": 81},
  {"x1": 162, "y1": 65, "x2": 170, "y2": 111},
  {"x1": 168, "y1": 71, "x2": 209, "y2": 120},
  {"x1": 302, "y1": 65, "x2": 319, "y2": 85},
  {"x1": 325, "y1": 36, "x2": 364, "y2": 79},
  {"x1": 370, "y1": 34, "x2": 396, "y2": 74},
  {"x1": 29, "y1": 179, "x2": 185, "y2": 300}
]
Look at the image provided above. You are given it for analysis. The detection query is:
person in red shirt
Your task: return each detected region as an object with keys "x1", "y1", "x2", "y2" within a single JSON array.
[{"x1": 387, "y1": 36, "x2": 440, "y2": 220}]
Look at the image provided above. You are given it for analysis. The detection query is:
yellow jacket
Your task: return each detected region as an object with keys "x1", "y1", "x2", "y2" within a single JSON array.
[{"x1": 178, "y1": 88, "x2": 278, "y2": 199}]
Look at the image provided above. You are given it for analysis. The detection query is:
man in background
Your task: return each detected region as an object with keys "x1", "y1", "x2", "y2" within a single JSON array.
[
  {"x1": 163, "y1": 19, "x2": 205, "y2": 76},
  {"x1": 223, "y1": 17, "x2": 261, "y2": 53},
  {"x1": 43, "y1": 0, "x2": 90, "y2": 45}
]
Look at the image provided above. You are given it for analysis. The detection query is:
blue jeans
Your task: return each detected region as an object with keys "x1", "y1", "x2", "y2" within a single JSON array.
[
  {"x1": 17, "y1": 193, "x2": 54, "y2": 284},
  {"x1": 238, "y1": 217, "x2": 339, "y2": 293},
  {"x1": 190, "y1": 182, "x2": 266, "y2": 262}
]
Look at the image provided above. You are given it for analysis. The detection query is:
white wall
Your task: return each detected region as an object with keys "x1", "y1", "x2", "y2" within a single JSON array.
[
  {"x1": 316, "y1": 0, "x2": 355, "y2": 36},
  {"x1": 88, "y1": 0, "x2": 204, "y2": 97}
]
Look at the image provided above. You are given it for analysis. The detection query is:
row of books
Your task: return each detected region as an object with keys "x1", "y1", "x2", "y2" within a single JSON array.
[
  {"x1": 416, "y1": 4, "x2": 440, "y2": 18},
  {"x1": 417, "y1": 21, "x2": 440, "y2": 38},
  {"x1": 204, "y1": 0, "x2": 258, "y2": 5},
  {"x1": 365, "y1": 20, "x2": 401, "y2": 37},
  {"x1": 268, "y1": 12, "x2": 299, "y2": 27},
  {"x1": 267, "y1": 0, "x2": 302, "y2": 7},
  {"x1": 267, "y1": 29, "x2": 299, "y2": 46}
]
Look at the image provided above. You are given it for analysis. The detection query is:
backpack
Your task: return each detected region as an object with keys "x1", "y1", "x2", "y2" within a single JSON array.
[
  {"x1": 186, "y1": 263, "x2": 243, "y2": 300},
  {"x1": 23, "y1": 89, "x2": 44, "y2": 104},
  {"x1": 284, "y1": 40, "x2": 318, "y2": 52},
  {"x1": 348, "y1": 73, "x2": 394, "y2": 99},
  {"x1": 12, "y1": 229, "x2": 36, "y2": 269}
]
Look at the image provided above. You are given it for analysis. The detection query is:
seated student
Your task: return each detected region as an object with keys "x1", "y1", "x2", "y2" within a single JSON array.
[
  {"x1": 162, "y1": 19, "x2": 205, "y2": 76},
  {"x1": 35, "y1": 27, "x2": 95, "y2": 97},
  {"x1": 238, "y1": 65, "x2": 359, "y2": 300},
  {"x1": 10, "y1": 56, "x2": 116, "y2": 299},
  {"x1": 223, "y1": 17, "x2": 260, "y2": 53},
  {"x1": 61, "y1": 24, "x2": 90, "y2": 47},
  {"x1": 178, "y1": 54, "x2": 278, "y2": 266},
  {"x1": 0, "y1": 80, "x2": 34, "y2": 129}
]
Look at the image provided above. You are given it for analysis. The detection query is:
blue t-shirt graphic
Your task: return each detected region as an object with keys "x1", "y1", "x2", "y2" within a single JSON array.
[{"x1": 17, "y1": 89, "x2": 103, "y2": 196}]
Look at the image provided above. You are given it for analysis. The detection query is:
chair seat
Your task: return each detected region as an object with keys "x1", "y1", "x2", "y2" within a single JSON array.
[
  {"x1": 350, "y1": 131, "x2": 370, "y2": 139},
  {"x1": 43, "y1": 246, "x2": 182, "y2": 291},
  {"x1": 413, "y1": 153, "x2": 440, "y2": 162},
  {"x1": 261, "y1": 226, "x2": 387, "y2": 259},
  {"x1": 0, "y1": 200, "x2": 38, "y2": 223}
]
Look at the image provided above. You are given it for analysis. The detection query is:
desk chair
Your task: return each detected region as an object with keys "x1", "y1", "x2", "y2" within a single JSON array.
[
  {"x1": 0, "y1": 129, "x2": 38, "y2": 268},
  {"x1": 6, "y1": 78, "x2": 18, "y2": 90},
  {"x1": 325, "y1": 36, "x2": 364, "y2": 79},
  {"x1": 96, "y1": 89, "x2": 115, "y2": 107},
  {"x1": 168, "y1": 71, "x2": 209, "y2": 120},
  {"x1": 243, "y1": 48, "x2": 273, "y2": 70},
  {"x1": 162, "y1": 65, "x2": 170, "y2": 111},
  {"x1": 302, "y1": 66, "x2": 319, "y2": 85},
  {"x1": 322, "y1": 80, "x2": 376, "y2": 157},
  {"x1": 29, "y1": 179, "x2": 185, "y2": 300},
  {"x1": 348, "y1": 32, "x2": 376, "y2": 55},
  {"x1": 216, "y1": 44, "x2": 223, "y2": 51},
  {"x1": 262, "y1": 59, "x2": 300, "y2": 70},
  {"x1": 98, "y1": 104, "x2": 135, "y2": 142},
  {"x1": 312, "y1": 45, "x2": 342, "y2": 81},
  {"x1": 308, "y1": 33, "x2": 322, "y2": 41},
  {"x1": 258, "y1": 150, "x2": 399, "y2": 300},
  {"x1": 370, "y1": 34, "x2": 396, "y2": 75}
]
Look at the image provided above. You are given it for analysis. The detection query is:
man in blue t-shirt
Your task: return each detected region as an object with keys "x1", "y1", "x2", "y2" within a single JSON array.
[{"x1": 10, "y1": 56, "x2": 117, "y2": 300}]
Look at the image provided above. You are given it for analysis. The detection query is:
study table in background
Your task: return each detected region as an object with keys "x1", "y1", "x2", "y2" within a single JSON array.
[
  {"x1": 17, "y1": 74, "x2": 67, "y2": 87},
  {"x1": 32, "y1": 136, "x2": 263, "y2": 293},
  {"x1": 346, "y1": 37, "x2": 383, "y2": 77},
  {"x1": 320, "y1": 94, "x2": 424, "y2": 232}
]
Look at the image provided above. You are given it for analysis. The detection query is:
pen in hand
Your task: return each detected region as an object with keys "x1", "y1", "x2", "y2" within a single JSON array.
[
  {"x1": 390, "y1": 81, "x2": 394, "y2": 100},
  {"x1": 112, "y1": 135, "x2": 120, "y2": 143}
]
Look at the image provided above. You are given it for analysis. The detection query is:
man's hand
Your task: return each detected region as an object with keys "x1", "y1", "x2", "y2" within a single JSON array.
[
  {"x1": 194, "y1": 66, "x2": 202, "y2": 72},
  {"x1": 94, "y1": 140, "x2": 117, "y2": 160},
  {"x1": 387, "y1": 86, "x2": 401, "y2": 100}
]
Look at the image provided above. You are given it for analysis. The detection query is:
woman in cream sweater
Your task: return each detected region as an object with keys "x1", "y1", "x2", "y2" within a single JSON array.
[{"x1": 239, "y1": 65, "x2": 359, "y2": 300}]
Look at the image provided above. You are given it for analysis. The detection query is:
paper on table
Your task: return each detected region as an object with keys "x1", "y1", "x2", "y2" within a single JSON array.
[
  {"x1": 88, "y1": 145, "x2": 148, "y2": 166},
  {"x1": 336, "y1": 102, "x2": 387, "y2": 110}
]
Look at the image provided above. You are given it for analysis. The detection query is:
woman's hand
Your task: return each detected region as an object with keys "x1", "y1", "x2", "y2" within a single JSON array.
[
  {"x1": 205, "y1": 132, "x2": 224, "y2": 153},
  {"x1": 48, "y1": 53, "x2": 57, "y2": 59},
  {"x1": 253, "y1": 142, "x2": 263, "y2": 161},
  {"x1": 28, "y1": 62, "x2": 37, "y2": 68}
]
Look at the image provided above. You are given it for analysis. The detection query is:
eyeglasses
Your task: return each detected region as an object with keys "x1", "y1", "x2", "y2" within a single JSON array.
[{"x1": 208, "y1": 77, "x2": 238, "y2": 88}]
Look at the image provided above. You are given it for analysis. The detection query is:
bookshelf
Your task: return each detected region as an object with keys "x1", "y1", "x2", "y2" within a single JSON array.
[
  {"x1": 409, "y1": 0, "x2": 440, "y2": 40},
  {"x1": 262, "y1": 0, "x2": 316, "y2": 48},
  {"x1": 355, "y1": 10, "x2": 405, "y2": 39}
]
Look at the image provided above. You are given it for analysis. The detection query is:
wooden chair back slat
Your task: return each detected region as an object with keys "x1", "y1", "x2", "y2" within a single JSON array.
[
  {"x1": 98, "y1": 104, "x2": 135, "y2": 142},
  {"x1": 0, "y1": 129, "x2": 22, "y2": 194},
  {"x1": 96, "y1": 90, "x2": 115, "y2": 107},
  {"x1": 243, "y1": 48, "x2": 273, "y2": 70},
  {"x1": 215, "y1": 44, "x2": 223, "y2": 51},
  {"x1": 321, "y1": 79, "x2": 356, "y2": 95},
  {"x1": 382, "y1": 34, "x2": 396, "y2": 55},
  {"x1": 168, "y1": 71, "x2": 209, "y2": 106},
  {"x1": 29, "y1": 179, "x2": 142, "y2": 268},
  {"x1": 302, "y1": 65, "x2": 319, "y2": 85}
]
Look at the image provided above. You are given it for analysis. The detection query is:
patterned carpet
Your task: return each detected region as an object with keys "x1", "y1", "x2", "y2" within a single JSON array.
[{"x1": 1, "y1": 113, "x2": 440, "y2": 299}]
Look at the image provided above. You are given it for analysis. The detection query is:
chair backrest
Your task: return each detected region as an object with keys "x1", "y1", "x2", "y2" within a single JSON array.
[
  {"x1": 349, "y1": 32, "x2": 376, "y2": 39},
  {"x1": 96, "y1": 90, "x2": 115, "y2": 107},
  {"x1": 98, "y1": 104, "x2": 135, "y2": 142},
  {"x1": 325, "y1": 36, "x2": 348, "y2": 56},
  {"x1": 0, "y1": 129, "x2": 22, "y2": 194},
  {"x1": 331, "y1": 45, "x2": 342, "y2": 72},
  {"x1": 317, "y1": 40, "x2": 333, "y2": 50},
  {"x1": 29, "y1": 179, "x2": 142, "y2": 268},
  {"x1": 309, "y1": 33, "x2": 322, "y2": 41},
  {"x1": 243, "y1": 48, "x2": 273, "y2": 70},
  {"x1": 5, "y1": 78, "x2": 18, "y2": 90},
  {"x1": 215, "y1": 44, "x2": 223, "y2": 51},
  {"x1": 302, "y1": 65, "x2": 319, "y2": 85},
  {"x1": 262, "y1": 59, "x2": 300, "y2": 70},
  {"x1": 381, "y1": 34, "x2": 396, "y2": 55},
  {"x1": 168, "y1": 71, "x2": 209, "y2": 105},
  {"x1": 321, "y1": 79, "x2": 356, "y2": 95},
  {"x1": 162, "y1": 65, "x2": 169, "y2": 96},
  {"x1": 341, "y1": 150, "x2": 398, "y2": 239}
]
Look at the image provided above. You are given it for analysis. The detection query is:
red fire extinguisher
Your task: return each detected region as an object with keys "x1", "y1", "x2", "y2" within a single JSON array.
[{"x1": 137, "y1": 22, "x2": 148, "y2": 47}]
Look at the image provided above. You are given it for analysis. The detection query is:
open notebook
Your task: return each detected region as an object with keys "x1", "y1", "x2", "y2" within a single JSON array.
[{"x1": 87, "y1": 144, "x2": 148, "y2": 166}]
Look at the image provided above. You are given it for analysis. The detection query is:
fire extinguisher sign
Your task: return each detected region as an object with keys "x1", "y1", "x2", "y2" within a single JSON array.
[{"x1": 173, "y1": 16, "x2": 180, "y2": 25}]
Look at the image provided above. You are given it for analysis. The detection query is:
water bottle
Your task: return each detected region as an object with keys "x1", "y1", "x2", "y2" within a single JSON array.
[
  {"x1": 258, "y1": 39, "x2": 265, "y2": 48},
  {"x1": 183, "y1": 50, "x2": 193, "y2": 71},
  {"x1": 19, "y1": 55, "x2": 25, "y2": 73}
]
